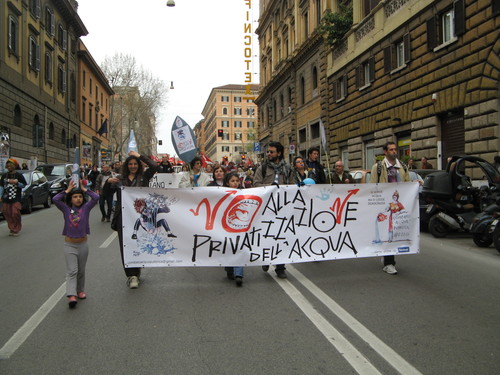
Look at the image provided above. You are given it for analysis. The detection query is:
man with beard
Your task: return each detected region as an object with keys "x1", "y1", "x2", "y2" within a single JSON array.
[
  {"x1": 369, "y1": 141, "x2": 410, "y2": 275},
  {"x1": 253, "y1": 141, "x2": 293, "y2": 278}
]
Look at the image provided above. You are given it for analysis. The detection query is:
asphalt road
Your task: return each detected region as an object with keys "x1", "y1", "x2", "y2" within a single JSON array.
[{"x1": 0, "y1": 205, "x2": 498, "y2": 375}]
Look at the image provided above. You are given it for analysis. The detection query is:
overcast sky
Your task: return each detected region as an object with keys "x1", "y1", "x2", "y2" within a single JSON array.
[{"x1": 77, "y1": 0, "x2": 260, "y2": 156}]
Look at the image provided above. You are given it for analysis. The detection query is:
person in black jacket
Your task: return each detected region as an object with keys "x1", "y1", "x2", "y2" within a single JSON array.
[
  {"x1": 158, "y1": 155, "x2": 174, "y2": 173},
  {"x1": 108, "y1": 151, "x2": 159, "y2": 289},
  {"x1": 331, "y1": 160, "x2": 354, "y2": 184},
  {"x1": 306, "y1": 147, "x2": 326, "y2": 184}
]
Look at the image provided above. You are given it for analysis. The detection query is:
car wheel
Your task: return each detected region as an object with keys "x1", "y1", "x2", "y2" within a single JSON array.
[
  {"x1": 428, "y1": 215, "x2": 449, "y2": 238},
  {"x1": 472, "y1": 233, "x2": 492, "y2": 248},
  {"x1": 24, "y1": 197, "x2": 33, "y2": 214},
  {"x1": 43, "y1": 194, "x2": 51, "y2": 208}
]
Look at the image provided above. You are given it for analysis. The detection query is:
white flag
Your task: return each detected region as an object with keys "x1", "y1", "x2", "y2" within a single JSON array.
[
  {"x1": 320, "y1": 119, "x2": 328, "y2": 152},
  {"x1": 127, "y1": 129, "x2": 138, "y2": 153}
]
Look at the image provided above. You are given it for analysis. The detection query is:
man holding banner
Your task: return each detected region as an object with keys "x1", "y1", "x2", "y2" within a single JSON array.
[
  {"x1": 253, "y1": 141, "x2": 294, "y2": 278},
  {"x1": 369, "y1": 141, "x2": 410, "y2": 275}
]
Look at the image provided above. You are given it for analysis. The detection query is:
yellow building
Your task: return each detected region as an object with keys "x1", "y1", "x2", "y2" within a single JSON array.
[
  {"x1": 0, "y1": 0, "x2": 88, "y2": 164},
  {"x1": 77, "y1": 40, "x2": 114, "y2": 166},
  {"x1": 201, "y1": 84, "x2": 259, "y2": 164}
]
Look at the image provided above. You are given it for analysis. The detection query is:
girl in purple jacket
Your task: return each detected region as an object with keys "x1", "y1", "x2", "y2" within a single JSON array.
[{"x1": 53, "y1": 180, "x2": 99, "y2": 308}]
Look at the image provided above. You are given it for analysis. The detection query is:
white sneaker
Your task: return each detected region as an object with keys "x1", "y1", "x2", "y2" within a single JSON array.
[
  {"x1": 382, "y1": 264, "x2": 398, "y2": 275},
  {"x1": 127, "y1": 276, "x2": 140, "y2": 289}
]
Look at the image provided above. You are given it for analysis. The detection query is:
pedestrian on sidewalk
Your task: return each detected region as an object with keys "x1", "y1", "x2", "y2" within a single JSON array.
[
  {"x1": 53, "y1": 179, "x2": 99, "y2": 308},
  {"x1": 0, "y1": 158, "x2": 27, "y2": 236}
]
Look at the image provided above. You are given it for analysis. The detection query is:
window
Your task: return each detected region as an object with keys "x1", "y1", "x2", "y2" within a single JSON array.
[
  {"x1": 316, "y1": 0, "x2": 322, "y2": 26},
  {"x1": 300, "y1": 76, "x2": 305, "y2": 105},
  {"x1": 14, "y1": 105, "x2": 22, "y2": 127},
  {"x1": 32, "y1": 115, "x2": 44, "y2": 147},
  {"x1": 89, "y1": 78, "x2": 92, "y2": 94},
  {"x1": 223, "y1": 107, "x2": 228, "y2": 115},
  {"x1": 384, "y1": 34, "x2": 410, "y2": 74},
  {"x1": 29, "y1": 36, "x2": 40, "y2": 72},
  {"x1": 221, "y1": 120, "x2": 229, "y2": 127},
  {"x1": 356, "y1": 57, "x2": 375, "y2": 88},
  {"x1": 44, "y1": 51, "x2": 52, "y2": 83},
  {"x1": 364, "y1": 141, "x2": 375, "y2": 169},
  {"x1": 235, "y1": 133, "x2": 242, "y2": 141},
  {"x1": 222, "y1": 146, "x2": 230, "y2": 152},
  {"x1": 234, "y1": 121, "x2": 242, "y2": 128},
  {"x1": 246, "y1": 108, "x2": 255, "y2": 116},
  {"x1": 82, "y1": 70, "x2": 86, "y2": 88},
  {"x1": 70, "y1": 73, "x2": 76, "y2": 103},
  {"x1": 29, "y1": 0, "x2": 41, "y2": 18},
  {"x1": 427, "y1": 0, "x2": 464, "y2": 50},
  {"x1": 312, "y1": 66, "x2": 318, "y2": 96},
  {"x1": 61, "y1": 129, "x2": 66, "y2": 144},
  {"x1": 234, "y1": 107, "x2": 242, "y2": 115},
  {"x1": 57, "y1": 64, "x2": 66, "y2": 93},
  {"x1": 234, "y1": 96, "x2": 242, "y2": 102},
  {"x1": 334, "y1": 75, "x2": 347, "y2": 101},
  {"x1": 234, "y1": 146, "x2": 243, "y2": 153},
  {"x1": 222, "y1": 133, "x2": 229, "y2": 141},
  {"x1": 303, "y1": 12, "x2": 309, "y2": 39},
  {"x1": 311, "y1": 122, "x2": 320, "y2": 139},
  {"x1": 57, "y1": 25, "x2": 67, "y2": 50},
  {"x1": 221, "y1": 96, "x2": 229, "y2": 102},
  {"x1": 247, "y1": 121, "x2": 255, "y2": 128},
  {"x1": 82, "y1": 99, "x2": 86, "y2": 122},
  {"x1": 363, "y1": 0, "x2": 380, "y2": 17},
  {"x1": 8, "y1": 16, "x2": 19, "y2": 56},
  {"x1": 299, "y1": 128, "x2": 307, "y2": 143},
  {"x1": 49, "y1": 122, "x2": 55, "y2": 140},
  {"x1": 45, "y1": 7, "x2": 55, "y2": 36},
  {"x1": 88, "y1": 104, "x2": 93, "y2": 127}
]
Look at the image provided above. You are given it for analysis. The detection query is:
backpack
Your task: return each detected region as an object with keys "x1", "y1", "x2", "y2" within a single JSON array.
[{"x1": 376, "y1": 160, "x2": 408, "y2": 182}]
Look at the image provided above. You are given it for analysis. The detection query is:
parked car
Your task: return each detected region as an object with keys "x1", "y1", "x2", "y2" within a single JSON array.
[
  {"x1": 35, "y1": 163, "x2": 73, "y2": 197},
  {"x1": 0, "y1": 170, "x2": 52, "y2": 214}
]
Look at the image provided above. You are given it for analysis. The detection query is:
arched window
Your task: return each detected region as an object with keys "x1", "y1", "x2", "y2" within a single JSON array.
[
  {"x1": 312, "y1": 66, "x2": 318, "y2": 90},
  {"x1": 13, "y1": 105, "x2": 22, "y2": 127},
  {"x1": 49, "y1": 122, "x2": 54, "y2": 140}
]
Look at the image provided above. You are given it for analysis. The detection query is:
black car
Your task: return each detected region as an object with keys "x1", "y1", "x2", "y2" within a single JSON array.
[
  {"x1": 35, "y1": 163, "x2": 73, "y2": 197},
  {"x1": 0, "y1": 170, "x2": 52, "y2": 214}
]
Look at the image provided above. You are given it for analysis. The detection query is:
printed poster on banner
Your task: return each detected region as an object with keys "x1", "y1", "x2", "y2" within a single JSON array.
[{"x1": 121, "y1": 183, "x2": 420, "y2": 268}]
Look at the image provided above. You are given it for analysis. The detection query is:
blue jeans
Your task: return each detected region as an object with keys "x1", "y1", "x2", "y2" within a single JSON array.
[{"x1": 225, "y1": 266, "x2": 244, "y2": 277}]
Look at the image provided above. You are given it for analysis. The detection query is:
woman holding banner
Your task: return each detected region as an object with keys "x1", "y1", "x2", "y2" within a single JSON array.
[{"x1": 108, "y1": 151, "x2": 158, "y2": 289}]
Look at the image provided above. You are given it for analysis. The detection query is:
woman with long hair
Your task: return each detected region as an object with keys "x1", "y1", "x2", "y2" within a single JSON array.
[
  {"x1": 108, "y1": 151, "x2": 158, "y2": 289},
  {"x1": 207, "y1": 166, "x2": 225, "y2": 187}
]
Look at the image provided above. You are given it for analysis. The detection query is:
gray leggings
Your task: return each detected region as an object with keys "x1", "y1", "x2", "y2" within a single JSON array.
[{"x1": 64, "y1": 241, "x2": 89, "y2": 296}]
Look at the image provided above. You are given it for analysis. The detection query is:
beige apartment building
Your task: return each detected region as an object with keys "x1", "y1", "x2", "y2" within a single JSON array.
[
  {"x1": 0, "y1": 0, "x2": 88, "y2": 165},
  {"x1": 201, "y1": 84, "x2": 259, "y2": 164},
  {"x1": 256, "y1": 0, "x2": 499, "y2": 172},
  {"x1": 77, "y1": 40, "x2": 113, "y2": 166}
]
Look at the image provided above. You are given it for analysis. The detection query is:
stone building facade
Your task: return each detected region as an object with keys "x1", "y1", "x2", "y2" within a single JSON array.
[
  {"x1": 0, "y1": 0, "x2": 88, "y2": 166},
  {"x1": 326, "y1": 0, "x2": 500, "y2": 172}
]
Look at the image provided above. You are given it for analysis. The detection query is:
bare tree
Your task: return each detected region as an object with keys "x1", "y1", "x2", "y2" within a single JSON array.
[{"x1": 101, "y1": 53, "x2": 168, "y2": 160}]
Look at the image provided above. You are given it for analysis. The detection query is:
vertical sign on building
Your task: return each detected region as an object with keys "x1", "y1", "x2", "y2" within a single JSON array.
[{"x1": 243, "y1": 0, "x2": 257, "y2": 101}]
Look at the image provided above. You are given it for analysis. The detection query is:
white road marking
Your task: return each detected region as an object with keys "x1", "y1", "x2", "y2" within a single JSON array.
[
  {"x1": 100, "y1": 231, "x2": 117, "y2": 248},
  {"x1": 270, "y1": 271, "x2": 382, "y2": 375},
  {"x1": 286, "y1": 265, "x2": 423, "y2": 375},
  {"x1": 0, "y1": 283, "x2": 65, "y2": 359}
]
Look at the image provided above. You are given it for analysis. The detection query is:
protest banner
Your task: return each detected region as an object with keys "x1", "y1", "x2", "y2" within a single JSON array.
[
  {"x1": 171, "y1": 116, "x2": 197, "y2": 163},
  {"x1": 120, "y1": 182, "x2": 420, "y2": 268}
]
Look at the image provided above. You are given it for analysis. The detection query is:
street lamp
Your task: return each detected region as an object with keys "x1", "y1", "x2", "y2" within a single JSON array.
[{"x1": 166, "y1": 0, "x2": 175, "y2": 7}]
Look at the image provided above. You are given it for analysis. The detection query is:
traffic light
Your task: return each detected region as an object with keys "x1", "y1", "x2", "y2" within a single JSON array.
[
  {"x1": 241, "y1": 154, "x2": 246, "y2": 160},
  {"x1": 158, "y1": 140, "x2": 163, "y2": 145},
  {"x1": 218, "y1": 129, "x2": 224, "y2": 138}
]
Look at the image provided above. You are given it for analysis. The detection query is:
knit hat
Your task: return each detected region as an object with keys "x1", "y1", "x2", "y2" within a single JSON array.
[{"x1": 5, "y1": 158, "x2": 19, "y2": 168}]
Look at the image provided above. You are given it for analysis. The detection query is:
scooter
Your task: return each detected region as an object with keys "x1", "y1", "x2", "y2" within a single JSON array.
[
  {"x1": 469, "y1": 195, "x2": 500, "y2": 247},
  {"x1": 422, "y1": 155, "x2": 500, "y2": 238}
]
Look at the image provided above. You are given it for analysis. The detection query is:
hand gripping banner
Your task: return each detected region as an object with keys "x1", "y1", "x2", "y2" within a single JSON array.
[{"x1": 121, "y1": 183, "x2": 420, "y2": 267}]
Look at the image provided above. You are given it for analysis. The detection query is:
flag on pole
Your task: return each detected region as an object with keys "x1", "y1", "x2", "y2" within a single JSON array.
[
  {"x1": 127, "y1": 129, "x2": 138, "y2": 153},
  {"x1": 200, "y1": 152, "x2": 213, "y2": 168},
  {"x1": 320, "y1": 119, "x2": 328, "y2": 153},
  {"x1": 98, "y1": 119, "x2": 108, "y2": 136}
]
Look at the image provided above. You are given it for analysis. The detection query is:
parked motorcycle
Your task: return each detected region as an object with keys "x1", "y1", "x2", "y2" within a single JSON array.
[
  {"x1": 493, "y1": 220, "x2": 500, "y2": 253},
  {"x1": 422, "y1": 155, "x2": 500, "y2": 238},
  {"x1": 469, "y1": 196, "x2": 500, "y2": 247}
]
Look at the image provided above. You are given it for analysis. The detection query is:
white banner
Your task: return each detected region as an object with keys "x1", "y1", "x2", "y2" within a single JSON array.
[{"x1": 121, "y1": 183, "x2": 420, "y2": 267}]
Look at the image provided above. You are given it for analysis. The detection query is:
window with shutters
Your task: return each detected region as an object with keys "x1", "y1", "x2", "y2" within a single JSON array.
[
  {"x1": 234, "y1": 107, "x2": 242, "y2": 115},
  {"x1": 57, "y1": 24, "x2": 67, "y2": 51},
  {"x1": 45, "y1": 51, "x2": 53, "y2": 84},
  {"x1": 29, "y1": 36, "x2": 40, "y2": 72},
  {"x1": 221, "y1": 120, "x2": 229, "y2": 127},
  {"x1": 58, "y1": 64, "x2": 66, "y2": 94},
  {"x1": 8, "y1": 15, "x2": 19, "y2": 56},
  {"x1": 427, "y1": 1, "x2": 464, "y2": 51},
  {"x1": 356, "y1": 57, "x2": 375, "y2": 90},
  {"x1": 45, "y1": 7, "x2": 55, "y2": 36},
  {"x1": 30, "y1": 0, "x2": 41, "y2": 19},
  {"x1": 334, "y1": 75, "x2": 347, "y2": 102},
  {"x1": 384, "y1": 34, "x2": 410, "y2": 74}
]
